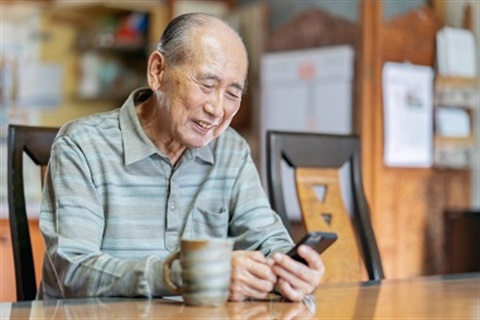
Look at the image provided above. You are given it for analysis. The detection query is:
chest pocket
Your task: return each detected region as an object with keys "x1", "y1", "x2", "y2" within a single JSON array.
[{"x1": 192, "y1": 206, "x2": 229, "y2": 238}]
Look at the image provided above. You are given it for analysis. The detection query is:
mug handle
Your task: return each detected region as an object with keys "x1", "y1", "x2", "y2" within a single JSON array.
[{"x1": 163, "y1": 251, "x2": 181, "y2": 295}]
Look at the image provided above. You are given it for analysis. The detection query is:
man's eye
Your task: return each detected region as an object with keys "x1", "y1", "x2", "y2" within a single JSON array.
[
  {"x1": 227, "y1": 92, "x2": 240, "y2": 100},
  {"x1": 202, "y1": 83, "x2": 214, "y2": 89}
]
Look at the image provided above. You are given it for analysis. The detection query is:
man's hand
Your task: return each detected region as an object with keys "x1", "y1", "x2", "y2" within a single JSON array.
[
  {"x1": 229, "y1": 250, "x2": 277, "y2": 301},
  {"x1": 270, "y1": 244, "x2": 325, "y2": 301}
]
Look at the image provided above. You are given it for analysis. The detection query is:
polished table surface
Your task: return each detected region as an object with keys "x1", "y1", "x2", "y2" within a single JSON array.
[{"x1": 1, "y1": 273, "x2": 478, "y2": 319}]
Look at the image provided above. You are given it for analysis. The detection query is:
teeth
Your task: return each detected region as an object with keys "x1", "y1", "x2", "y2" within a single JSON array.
[{"x1": 196, "y1": 121, "x2": 210, "y2": 128}]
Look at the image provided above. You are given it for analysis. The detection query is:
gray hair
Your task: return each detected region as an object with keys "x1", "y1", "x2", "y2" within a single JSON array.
[{"x1": 156, "y1": 13, "x2": 245, "y2": 66}]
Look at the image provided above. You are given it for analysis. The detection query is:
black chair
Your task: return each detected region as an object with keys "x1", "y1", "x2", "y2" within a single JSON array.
[
  {"x1": 266, "y1": 130, "x2": 384, "y2": 282},
  {"x1": 7, "y1": 124, "x2": 58, "y2": 301}
]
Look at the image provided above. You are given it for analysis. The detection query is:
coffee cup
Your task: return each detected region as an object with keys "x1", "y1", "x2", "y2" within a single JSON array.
[{"x1": 163, "y1": 238, "x2": 234, "y2": 307}]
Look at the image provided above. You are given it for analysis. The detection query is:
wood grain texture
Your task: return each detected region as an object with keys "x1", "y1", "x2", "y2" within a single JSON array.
[
  {"x1": 4, "y1": 274, "x2": 478, "y2": 319},
  {"x1": 382, "y1": 6, "x2": 443, "y2": 65},
  {"x1": 360, "y1": 4, "x2": 472, "y2": 279},
  {"x1": 266, "y1": 8, "x2": 357, "y2": 52},
  {"x1": 0, "y1": 220, "x2": 44, "y2": 302},
  {"x1": 295, "y1": 168, "x2": 368, "y2": 283}
]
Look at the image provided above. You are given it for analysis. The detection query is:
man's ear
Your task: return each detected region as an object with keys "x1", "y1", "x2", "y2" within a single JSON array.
[{"x1": 147, "y1": 51, "x2": 165, "y2": 90}]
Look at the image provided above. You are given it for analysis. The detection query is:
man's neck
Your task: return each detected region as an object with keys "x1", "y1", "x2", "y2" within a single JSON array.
[{"x1": 136, "y1": 97, "x2": 186, "y2": 165}]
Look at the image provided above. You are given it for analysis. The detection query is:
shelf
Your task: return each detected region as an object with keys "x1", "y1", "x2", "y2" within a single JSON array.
[
  {"x1": 76, "y1": 41, "x2": 148, "y2": 56},
  {"x1": 48, "y1": 3, "x2": 152, "y2": 104},
  {"x1": 74, "y1": 93, "x2": 132, "y2": 103},
  {"x1": 47, "y1": 3, "x2": 156, "y2": 27},
  {"x1": 434, "y1": 76, "x2": 478, "y2": 108},
  {"x1": 433, "y1": 76, "x2": 477, "y2": 169}
]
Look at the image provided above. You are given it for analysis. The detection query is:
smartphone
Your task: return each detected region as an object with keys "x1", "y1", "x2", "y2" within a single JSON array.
[{"x1": 287, "y1": 231, "x2": 337, "y2": 265}]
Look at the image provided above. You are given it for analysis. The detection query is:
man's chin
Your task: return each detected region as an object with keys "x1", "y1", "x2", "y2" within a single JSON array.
[
  {"x1": 182, "y1": 129, "x2": 222, "y2": 148},
  {"x1": 186, "y1": 137, "x2": 214, "y2": 149}
]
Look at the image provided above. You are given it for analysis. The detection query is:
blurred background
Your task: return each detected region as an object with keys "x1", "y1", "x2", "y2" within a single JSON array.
[{"x1": 1, "y1": 0, "x2": 478, "y2": 302}]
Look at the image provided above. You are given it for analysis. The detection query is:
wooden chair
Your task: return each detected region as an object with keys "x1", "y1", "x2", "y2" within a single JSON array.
[
  {"x1": 266, "y1": 130, "x2": 384, "y2": 283},
  {"x1": 7, "y1": 124, "x2": 58, "y2": 301}
]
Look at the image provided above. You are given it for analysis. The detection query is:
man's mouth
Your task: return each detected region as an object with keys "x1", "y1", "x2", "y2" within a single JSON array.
[{"x1": 194, "y1": 120, "x2": 215, "y2": 129}]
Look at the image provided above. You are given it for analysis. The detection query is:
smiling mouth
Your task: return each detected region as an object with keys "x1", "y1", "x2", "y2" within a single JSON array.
[{"x1": 194, "y1": 120, "x2": 215, "y2": 129}]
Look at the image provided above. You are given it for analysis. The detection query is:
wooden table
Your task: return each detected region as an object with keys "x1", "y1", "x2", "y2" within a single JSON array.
[{"x1": 2, "y1": 273, "x2": 478, "y2": 319}]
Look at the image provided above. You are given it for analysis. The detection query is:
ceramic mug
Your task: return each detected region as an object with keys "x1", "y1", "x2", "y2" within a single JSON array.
[{"x1": 163, "y1": 238, "x2": 234, "y2": 307}]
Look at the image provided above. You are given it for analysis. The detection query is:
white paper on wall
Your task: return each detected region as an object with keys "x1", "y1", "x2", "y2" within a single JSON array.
[
  {"x1": 436, "y1": 107, "x2": 471, "y2": 138},
  {"x1": 436, "y1": 27, "x2": 477, "y2": 77},
  {"x1": 382, "y1": 62, "x2": 434, "y2": 168}
]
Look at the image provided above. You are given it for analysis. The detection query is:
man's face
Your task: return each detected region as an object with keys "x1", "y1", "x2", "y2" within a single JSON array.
[{"x1": 158, "y1": 26, "x2": 248, "y2": 149}]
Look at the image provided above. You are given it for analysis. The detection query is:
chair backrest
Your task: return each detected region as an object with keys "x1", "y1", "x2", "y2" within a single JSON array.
[
  {"x1": 266, "y1": 130, "x2": 384, "y2": 283},
  {"x1": 7, "y1": 124, "x2": 58, "y2": 301}
]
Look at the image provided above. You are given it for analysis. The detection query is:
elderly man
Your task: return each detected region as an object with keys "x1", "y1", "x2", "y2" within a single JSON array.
[{"x1": 39, "y1": 12, "x2": 324, "y2": 302}]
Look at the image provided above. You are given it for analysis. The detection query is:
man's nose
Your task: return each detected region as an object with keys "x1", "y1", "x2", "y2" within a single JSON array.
[{"x1": 204, "y1": 96, "x2": 224, "y2": 118}]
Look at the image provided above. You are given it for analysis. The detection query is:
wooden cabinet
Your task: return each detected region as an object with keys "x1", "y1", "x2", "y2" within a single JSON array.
[
  {"x1": 45, "y1": 3, "x2": 168, "y2": 103},
  {"x1": 0, "y1": 220, "x2": 45, "y2": 302}
]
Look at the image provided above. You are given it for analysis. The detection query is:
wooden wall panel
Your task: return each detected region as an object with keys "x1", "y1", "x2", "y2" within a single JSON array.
[
  {"x1": 361, "y1": 4, "x2": 471, "y2": 279},
  {"x1": 382, "y1": 7, "x2": 443, "y2": 66},
  {"x1": 0, "y1": 220, "x2": 44, "y2": 302},
  {"x1": 372, "y1": 168, "x2": 470, "y2": 278},
  {"x1": 266, "y1": 8, "x2": 356, "y2": 52}
]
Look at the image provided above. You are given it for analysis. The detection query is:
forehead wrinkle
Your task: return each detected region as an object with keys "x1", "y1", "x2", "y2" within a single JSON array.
[{"x1": 189, "y1": 24, "x2": 247, "y2": 92}]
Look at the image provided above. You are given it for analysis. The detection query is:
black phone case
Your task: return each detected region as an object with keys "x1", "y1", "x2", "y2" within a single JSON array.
[{"x1": 287, "y1": 231, "x2": 337, "y2": 265}]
